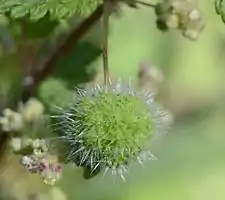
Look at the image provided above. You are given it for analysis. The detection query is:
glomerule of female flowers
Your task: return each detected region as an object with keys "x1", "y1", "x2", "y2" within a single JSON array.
[
  {"x1": 155, "y1": 0, "x2": 205, "y2": 40},
  {"x1": 15, "y1": 137, "x2": 63, "y2": 185},
  {"x1": 0, "y1": 98, "x2": 63, "y2": 185},
  {"x1": 52, "y1": 81, "x2": 172, "y2": 180},
  {"x1": 0, "y1": 98, "x2": 45, "y2": 132}
]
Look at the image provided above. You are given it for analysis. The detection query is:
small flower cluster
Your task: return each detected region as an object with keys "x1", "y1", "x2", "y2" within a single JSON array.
[
  {"x1": 0, "y1": 98, "x2": 44, "y2": 132},
  {"x1": 0, "y1": 98, "x2": 63, "y2": 185},
  {"x1": 155, "y1": 0, "x2": 204, "y2": 40},
  {"x1": 20, "y1": 154, "x2": 62, "y2": 185},
  {"x1": 12, "y1": 137, "x2": 63, "y2": 185},
  {"x1": 10, "y1": 138, "x2": 48, "y2": 156}
]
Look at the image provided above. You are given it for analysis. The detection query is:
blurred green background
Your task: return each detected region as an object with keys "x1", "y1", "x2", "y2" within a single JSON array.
[{"x1": 2, "y1": 0, "x2": 225, "y2": 200}]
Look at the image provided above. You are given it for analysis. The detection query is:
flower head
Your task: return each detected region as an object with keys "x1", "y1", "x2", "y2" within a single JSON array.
[
  {"x1": 0, "y1": 108, "x2": 23, "y2": 132},
  {"x1": 20, "y1": 154, "x2": 63, "y2": 185},
  {"x1": 51, "y1": 82, "x2": 171, "y2": 179},
  {"x1": 18, "y1": 98, "x2": 44, "y2": 123},
  {"x1": 155, "y1": 0, "x2": 204, "y2": 40}
]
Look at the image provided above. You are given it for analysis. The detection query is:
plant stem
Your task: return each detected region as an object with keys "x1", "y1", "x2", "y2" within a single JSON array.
[
  {"x1": 0, "y1": 133, "x2": 9, "y2": 165},
  {"x1": 135, "y1": 0, "x2": 156, "y2": 8},
  {"x1": 102, "y1": 1, "x2": 110, "y2": 85}
]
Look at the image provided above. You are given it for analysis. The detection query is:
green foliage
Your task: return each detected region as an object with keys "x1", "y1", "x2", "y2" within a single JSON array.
[
  {"x1": 0, "y1": 53, "x2": 23, "y2": 106},
  {"x1": 54, "y1": 41, "x2": 102, "y2": 88},
  {"x1": 38, "y1": 39, "x2": 102, "y2": 110},
  {"x1": 38, "y1": 78, "x2": 73, "y2": 110},
  {"x1": 0, "y1": 0, "x2": 103, "y2": 21},
  {"x1": 7, "y1": 13, "x2": 59, "y2": 39},
  {"x1": 215, "y1": 0, "x2": 225, "y2": 23}
]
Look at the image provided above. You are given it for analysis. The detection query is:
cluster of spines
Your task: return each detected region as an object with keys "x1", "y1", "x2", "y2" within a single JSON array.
[{"x1": 51, "y1": 82, "x2": 170, "y2": 180}]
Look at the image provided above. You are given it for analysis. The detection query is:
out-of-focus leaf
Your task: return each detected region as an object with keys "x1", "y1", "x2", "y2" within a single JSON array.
[
  {"x1": 10, "y1": 4, "x2": 30, "y2": 18},
  {"x1": 29, "y1": 5, "x2": 48, "y2": 21},
  {"x1": 7, "y1": 13, "x2": 59, "y2": 39},
  {"x1": 38, "y1": 78, "x2": 73, "y2": 110},
  {"x1": 215, "y1": 0, "x2": 225, "y2": 23},
  {"x1": 25, "y1": 14, "x2": 59, "y2": 39},
  {"x1": 53, "y1": 41, "x2": 101, "y2": 88}
]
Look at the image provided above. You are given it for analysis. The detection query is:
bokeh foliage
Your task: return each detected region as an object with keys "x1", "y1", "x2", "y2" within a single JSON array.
[{"x1": 1, "y1": 0, "x2": 225, "y2": 200}]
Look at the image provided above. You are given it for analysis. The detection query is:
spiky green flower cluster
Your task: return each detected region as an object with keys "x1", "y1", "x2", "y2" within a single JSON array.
[
  {"x1": 52, "y1": 82, "x2": 170, "y2": 179},
  {"x1": 0, "y1": 0, "x2": 103, "y2": 21},
  {"x1": 155, "y1": 0, "x2": 204, "y2": 40}
]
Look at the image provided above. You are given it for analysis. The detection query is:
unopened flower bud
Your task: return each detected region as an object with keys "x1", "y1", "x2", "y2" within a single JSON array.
[
  {"x1": 20, "y1": 98, "x2": 44, "y2": 123},
  {"x1": 0, "y1": 108, "x2": 23, "y2": 132}
]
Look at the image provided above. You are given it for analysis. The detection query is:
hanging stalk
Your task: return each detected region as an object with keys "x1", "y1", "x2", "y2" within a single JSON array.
[{"x1": 102, "y1": 0, "x2": 110, "y2": 85}]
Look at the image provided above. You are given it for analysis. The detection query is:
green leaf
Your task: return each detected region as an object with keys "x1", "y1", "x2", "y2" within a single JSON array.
[
  {"x1": 53, "y1": 41, "x2": 102, "y2": 88},
  {"x1": 7, "y1": 13, "x2": 59, "y2": 39},
  {"x1": 0, "y1": 0, "x2": 103, "y2": 21},
  {"x1": 38, "y1": 78, "x2": 74, "y2": 110},
  {"x1": 215, "y1": 0, "x2": 225, "y2": 23},
  {"x1": 49, "y1": 4, "x2": 70, "y2": 19},
  {"x1": 29, "y1": 5, "x2": 48, "y2": 21},
  {"x1": 11, "y1": 5, "x2": 29, "y2": 18},
  {"x1": 25, "y1": 14, "x2": 59, "y2": 38},
  {"x1": 0, "y1": 0, "x2": 20, "y2": 12}
]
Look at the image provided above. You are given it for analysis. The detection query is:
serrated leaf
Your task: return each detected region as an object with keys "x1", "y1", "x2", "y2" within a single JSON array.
[
  {"x1": 1, "y1": 0, "x2": 103, "y2": 21},
  {"x1": 50, "y1": 5, "x2": 70, "y2": 19},
  {"x1": 0, "y1": 0, "x2": 20, "y2": 11},
  {"x1": 11, "y1": 5, "x2": 29, "y2": 18},
  {"x1": 29, "y1": 5, "x2": 48, "y2": 21},
  {"x1": 45, "y1": 0, "x2": 60, "y2": 9}
]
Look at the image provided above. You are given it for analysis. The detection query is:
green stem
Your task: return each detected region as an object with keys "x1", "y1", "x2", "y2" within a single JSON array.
[
  {"x1": 135, "y1": 0, "x2": 156, "y2": 8},
  {"x1": 102, "y1": 1, "x2": 110, "y2": 85},
  {"x1": 125, "y1": 0, "x2": 156, "y2": 8}
]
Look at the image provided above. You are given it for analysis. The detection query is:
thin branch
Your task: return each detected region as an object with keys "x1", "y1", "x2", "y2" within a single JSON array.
[
  {"x1": 134, "y1": 0, "x2": 156, "y2": 8},
  {"x1": 125, "y1": 0, "x2": 156, "y2": 8},
  {"x1": 102, "y1": 1, "x2": 110, "y2": 85},
  {"x1": 0, "y1": 133, "x2": 9, "y2": 166}
]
